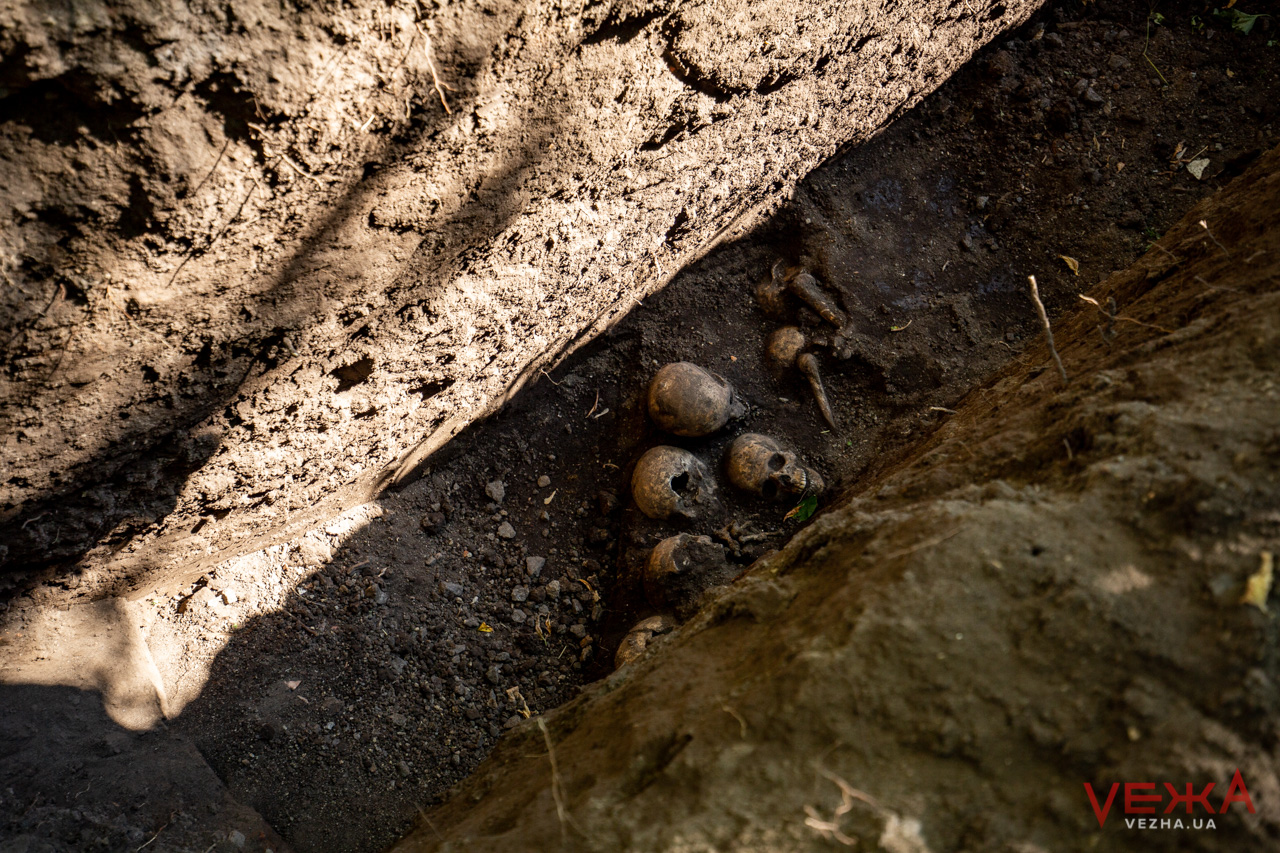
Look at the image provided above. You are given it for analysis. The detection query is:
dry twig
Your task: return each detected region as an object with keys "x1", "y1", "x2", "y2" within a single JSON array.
[{"x1": 1028, "y1": 275, "x2": 1068, "y2": 385}]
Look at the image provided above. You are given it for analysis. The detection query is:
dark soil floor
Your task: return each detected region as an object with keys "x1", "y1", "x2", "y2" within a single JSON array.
[{"x1": 3, "y1": 1, "x2": 1279, "y2": 851}]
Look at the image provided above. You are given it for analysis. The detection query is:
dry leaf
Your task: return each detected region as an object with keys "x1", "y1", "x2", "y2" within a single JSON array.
[
  {"x1": 543, "y1": 489, "x2": 557, "y2": 505},
  {"x1": 1059, "y1": 255, "x2": 1080, "y2": 276},
  {"x1": 478, "y1": 622, "x2": 494, "y2": 633},
  {"x1": 1241, "y1": 552, "x2": 1274, "y2": 613}
]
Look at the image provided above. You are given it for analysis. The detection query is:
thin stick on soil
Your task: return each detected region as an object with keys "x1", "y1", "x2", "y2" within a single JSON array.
[
  {"x1": 281, "y1": 153, "x2": 323, "y2": 187},
  {"x1": 1143, "y1": 11, "x2": 1169, "y2": 86},
  {"x1": 166, "y1": 179, "x2": 260, "y2": 288},
  {"x1": 1028, "y1": 275, "x2": 1068, "y2": 386},
  {"x1": 419, "y1": 29, "x2": 454, "y2": 114},
  {"x1": 1199, "y1": 219, "x2": 1230, "y2": 257},
  {"x1": 189, "y1": 138, "x2": 231, "y2": 200}
]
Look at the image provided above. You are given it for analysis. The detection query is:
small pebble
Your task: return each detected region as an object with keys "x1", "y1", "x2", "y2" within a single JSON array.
[
  {"x1": 441, "y1": 581, "x2": 464, "y2": 598},
  {"x1": 485, "y1": 480, "x2": 506, "y2": 503},
  {"x1": 546, "y1": 580, "x2": 561, "y2": 598},
  {"x1": 497, "y1": 521, "x2": 517, "y2": 539},
  {"x1": 512, "y1": 608, "x2": 527, "y2": 624},
  {"x1": 537, "y1": 475, "x2": 551, "y2": 488},
  {"x1": 526, "y1": 556, "x2": 546, "y2": 578},
  {"x1": 511, "y1": 585, "x2": 529, "y2": 602}
]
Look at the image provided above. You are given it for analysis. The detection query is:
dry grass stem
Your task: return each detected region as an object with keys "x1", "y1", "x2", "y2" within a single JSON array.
[{"x1": 1028, "y1": 275, "x2": 1068, "y2": 385}]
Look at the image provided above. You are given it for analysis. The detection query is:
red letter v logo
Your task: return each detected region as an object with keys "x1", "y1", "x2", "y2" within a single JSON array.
[{"x1": 1085, "y1": 783, "x2": 1121, "y2": 828}]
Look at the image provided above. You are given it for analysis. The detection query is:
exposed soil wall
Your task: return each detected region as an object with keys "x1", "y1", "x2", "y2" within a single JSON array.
[
  {"x1": 390, "y1": 145, "x2": 1280, "y2": 852},
  {"x1": 0, "y1": 0, "x2": 1039, "y2": 589}
]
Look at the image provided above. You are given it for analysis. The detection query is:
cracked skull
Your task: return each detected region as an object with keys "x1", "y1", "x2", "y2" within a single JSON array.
[
  {"x1": 631, "y1": 445, "x2": 719, "y2": 520},
  {"x1": 724, "y1": 433, "x2": 824, "y2": 500},
  {"x1": 646, "y1": 362, "x2": 745, "y2": 437}
]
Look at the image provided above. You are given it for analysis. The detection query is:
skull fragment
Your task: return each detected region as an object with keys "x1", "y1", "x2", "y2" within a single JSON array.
[
  {"x1": 646, "y1": 362, "x2": 745, "y2": 437},
  {"x1": 645, "y1": 533, "x2": 735, "y2": 616},
  {"x1": 631, "y1": 446, "x2": 719, "y2": 520},
  {"x1": 724, "y1": 433, "x2": 825, "y2": 500}
]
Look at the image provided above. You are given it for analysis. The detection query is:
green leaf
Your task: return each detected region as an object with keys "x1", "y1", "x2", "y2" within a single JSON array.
[
  {"x1": 785, "y1": 494, "x2": 819, "y2": 522},
  {"x1": 1214, "y1": 8, "x2": 1268, "y2": 35}
]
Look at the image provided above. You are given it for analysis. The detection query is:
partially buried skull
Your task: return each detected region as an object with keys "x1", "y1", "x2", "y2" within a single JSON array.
[
  {"x1": 645, "y1": 533, "x2": 735, "y2": 617},
  {"x1": 631, "y1": 445, "x2": 719, "y2": 520},
  {"x1": 725, "y1": 433, "x2": 824, "y2": 500},
  {"x1": 647, "y1": 362, "x2": 745, "y2": 437},
  {"x1": 614, "y1": 614, "x2": 677, "y2": 669}
]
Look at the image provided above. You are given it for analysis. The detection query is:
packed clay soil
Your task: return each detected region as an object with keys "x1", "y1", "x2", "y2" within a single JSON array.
[{"x1": 3, "y1": 0, "x2": 1280, "y2": 851}]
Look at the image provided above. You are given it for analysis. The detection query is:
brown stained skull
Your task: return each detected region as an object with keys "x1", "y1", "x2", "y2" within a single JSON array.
[
  {"x1": 631, "y1": 445, "x2": 719, "y2": 520},
  {"x1": 725, "y1": 433, "x2": 825, "y2": 501},
  {"x1": 647, "y1": 362, "x2": 746, "y2": 437},
  {"x1": 614, "y1": 614, "x2": 678, "y2": 669},
  {"x1": 763, "y1": 326, "x2": 838, "y2": 431},
  {"x1": 644, "y1": 533, "x2": 735, "y2": 616}
]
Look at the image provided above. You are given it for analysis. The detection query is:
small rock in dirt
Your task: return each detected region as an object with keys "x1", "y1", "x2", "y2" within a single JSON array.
[
  {"x1": 1082, "y1": 86, "x2": 1105, "y2": 107},
  {"x1": 545, "y1": 580, "x2": 561, "y2": 598},
  {"x1": 485, "y1": 480, "x2": 506, "y2": 503},
  {"x1": 512, "y1": 608, "x2": 527, "y2": 624},
  {"x1": 228, "y1": 830, "x2": 246, "y2": 849},
  {"x1": 441, "y1": 581, "x2": 464, "y2": 598},
  {"x1": 1119, "y1": 210, "x2": 1144, "y2": 230},
  {"x1": 511, "y1": 585, "x2": 529, "y2": 602},
  {"x1": 959, "y1": 233, "x2": 976, "y2": 252},
  {"x1": 420, "y1": 511, "x2": 446, "y2": 533},
  {"x1": 486, "y1": 665, "x2": 503, "y2": 685},
  {"x1": 398, "y1": 760, "x2": 411, "y2": 777},
  {"x1": 537, "y1": 475, "x2": 551, "y2": 488},
  {"x1": 569, "y1": 623, "x2": 586, "y2": 638},
  {"x1": 218, "y1": 585, "x2": 240, "y2": 605},
  {"x1": 597, "y1": 490, "x2": 619, "y2": 515},
  {"x1": 497, "y1": 521, "x2": 517, "y2": 539},
  {"x1": 1043, "y1": 32, "x2": 1064, "y2": 48},
  {"x1": 297, "y1": 537, "x2": 334, "y2": 566},
  {"x1": 389, "y1": 712, "x2": 407, "y2": 727},
  {"x1": 985, "y1": 50, "x2": 1015, "y2": 79},
  {"x1": 1108, "y1": 54, "x2": 1131, "y2": 71},
  {"x1": 526, "y1": 556, "x2": 546, "y2": 577}
]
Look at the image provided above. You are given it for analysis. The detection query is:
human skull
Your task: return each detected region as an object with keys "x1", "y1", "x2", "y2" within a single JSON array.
[
  {"x1": 631, "y1": 446, "x2": 719, "y2": 520},
  {"x1": 645, "y1": 533, "x2": 731, "y2": 614},
  {"x1": 724, "y1": 433, "x2": 824, "y2": 500},
  {"x1": 764, "y1": 326, "x2": 806, "y2": 373},
  {"x1": 646, "y1": 362, "x2": 745, "y2": 437},
  {"x1": 614, "y1": 614, "x2": 678, "y2": 669}
]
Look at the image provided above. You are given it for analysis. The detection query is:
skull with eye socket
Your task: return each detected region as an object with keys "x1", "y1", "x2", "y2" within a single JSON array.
[
  {"x1": 631, "y1": 445, "x2": 720, "y2": 521},
  {"x1": 724, "y1": 433, "x2": 824, "y2": 501}
]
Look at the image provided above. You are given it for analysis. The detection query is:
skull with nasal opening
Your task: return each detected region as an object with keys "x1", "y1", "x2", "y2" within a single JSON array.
[
  {"x1": 631, "y1": 445, "x2": 719, "y2": 521},
  {"x1": 725, "y1": 432, "x2": 824, "y2": 501}
]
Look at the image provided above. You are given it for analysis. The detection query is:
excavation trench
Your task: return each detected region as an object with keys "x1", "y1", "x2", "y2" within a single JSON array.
[{"x1": 2, "y1": 0, "x2": 1279, "y2": 851}]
